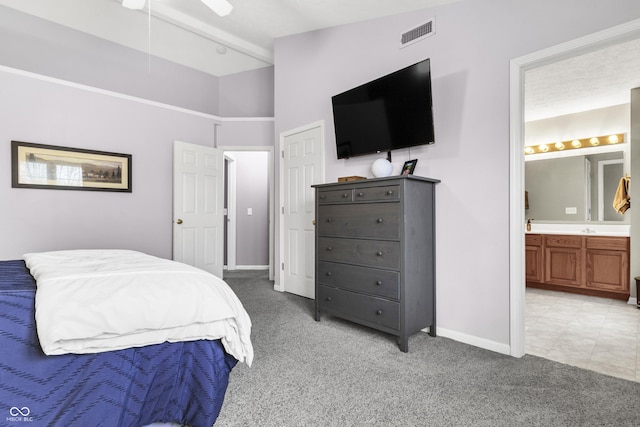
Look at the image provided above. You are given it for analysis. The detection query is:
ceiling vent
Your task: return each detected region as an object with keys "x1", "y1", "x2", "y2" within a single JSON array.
[{"x1": 400, "y1": 18, "x2": 435, "y2": 48}]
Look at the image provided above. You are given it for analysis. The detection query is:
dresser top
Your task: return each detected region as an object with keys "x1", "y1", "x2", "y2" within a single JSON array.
[{"x1": 312, "y1": 175, "x2": 440, "y2": 189}]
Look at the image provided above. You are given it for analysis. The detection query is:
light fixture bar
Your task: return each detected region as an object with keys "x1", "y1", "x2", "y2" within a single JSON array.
[
  {"x1": 122, "y1": 0, "x2": 146, "y2": 9},
  {"x1": 200, "y1": 0, "x2": 233, "y2": 16},
  {"x1": 524, "y1": 133, "x2": 625, "y2": 155}
]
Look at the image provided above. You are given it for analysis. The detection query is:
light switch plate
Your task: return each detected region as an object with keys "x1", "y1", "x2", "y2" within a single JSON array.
[{"x1": 565, "y1": 207, "x2": 577, "y2": 214}]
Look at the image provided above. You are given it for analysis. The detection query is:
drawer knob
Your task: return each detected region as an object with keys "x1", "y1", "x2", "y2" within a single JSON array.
[
  {"x1": 357, "y1": 192, "x2": 364, "y2": 197},
  {"x1": 376, "y1": 218, "x2": 384, "y2": 223},
  {"x1": 327, "y1": 247, "x2": 333, "y2": 251},
  {"x1": 376, "y1": 251, "x2": 383, "y2": 257},
  {"x1": 376, "y1": 280, "x2": 383, "y2": 286},
  {"x1": 342, "y1": 193, "x2": 349, "y2": 198},
  {"x1": 326, "y1": 272, "x2": 332, "y2": 276},
  {"x1": 320, "y1": 194, "x2": 326, "y2": 199},
  {"x1": 387, "y1": 190, "x2": 394, "y2": 195},
  {"x1": 327, "y1": 217, "x2": 333, "y2": 223},
  {"x1": 376, "y1": 310, "x2": 383, "y2": 315},
  {"x1": 326, "y1": 296, "x2": 332, "y2": 302}
]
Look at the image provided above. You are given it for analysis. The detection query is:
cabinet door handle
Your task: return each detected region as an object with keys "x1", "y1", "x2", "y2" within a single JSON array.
[
  {"x1": 376, "y1": 310, "x2": 383, "y2": 315},
  {"x1": 326, "y1": 271, "x2": 332, "y2": 276},
  {"x1": 326, "y1": 296, "x2": 332, "y2": 302},
  {"x1": 376, "y1": 218, "x2": 384, "y2": 223},
  {"x1": 376, "y1": 251, "x2": 383, "y2": 257},
  {"x1": 327, "y1": 247, "x2": 333, "y2": 251},
  {"x1": 327, "y1": 217, "x2": 333, "y2": 223},
  {"x1": 376, "y1": 280, "x2": 383, "y2": 286}
]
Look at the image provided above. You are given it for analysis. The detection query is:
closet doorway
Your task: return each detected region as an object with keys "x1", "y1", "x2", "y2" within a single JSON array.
[{"x1": 222, "y1": 147, "x2": 274, "y2": 280}]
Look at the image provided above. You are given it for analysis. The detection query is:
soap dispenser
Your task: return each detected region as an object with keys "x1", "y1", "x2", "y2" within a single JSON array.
[{"x1": 526, "y1": 218, "x2": 533, "y2": 232}]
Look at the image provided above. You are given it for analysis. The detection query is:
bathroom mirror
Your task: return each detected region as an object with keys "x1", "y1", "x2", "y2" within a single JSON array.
[{"x1": 525, "y1": 146, "x2": 628, "y2": 223}]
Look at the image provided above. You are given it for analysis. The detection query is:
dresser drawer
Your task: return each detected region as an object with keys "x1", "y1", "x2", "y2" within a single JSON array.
[
  {"x1": 317, "y1": 203, "x2": 400, "y2": 239},
  {"x1": 317, "y1": 261, "x2": 400, "y2": 300},
  {"x1": 352, "y1": 185, "x2": 400, "y2": 202},
  {"x1": 317, "y1": 237, "x2": 400, "y2": 269},
  {"x1": 318, "y1": 188, "x2": 353, "y2": 204},
  {"x1": 317, "y1": 285, "x2": 399, "y2": 331}
]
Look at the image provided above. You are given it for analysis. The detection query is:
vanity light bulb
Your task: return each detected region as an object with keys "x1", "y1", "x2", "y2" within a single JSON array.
[
  {"x1": 589, "y1": 137, "x2": 600, "y2": 146},
  {"x1": 538, "y1": 144, "x2": 549, "y2": 152},
  {"x1": 571, "y1": 140, "x2": 581, "y2": 148},
  {"x1": 554, "y1": 142, "x2": 565, "y2": 150},
  {"x1": 524, "y1": 146, "x2": 535, "y2": 155},
  {"x1": 608, "y1": 134, "x2": 619, "y2": 144}
]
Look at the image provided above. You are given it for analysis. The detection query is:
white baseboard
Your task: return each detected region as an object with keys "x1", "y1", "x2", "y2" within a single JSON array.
[
  {"x1": 228, "y1": 265, "x2": 269, "y2": 270},
  {"x1": 628, "y1": 297, "x2": 638, "y2": 306},
  {"x1": 434, "y1": 327, "x2": 511, "y2": 356}
]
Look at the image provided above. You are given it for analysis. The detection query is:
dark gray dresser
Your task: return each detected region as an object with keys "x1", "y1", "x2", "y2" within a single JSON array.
[{"x1": 312, "y1": 175, "x2": 439, "y2": 352}]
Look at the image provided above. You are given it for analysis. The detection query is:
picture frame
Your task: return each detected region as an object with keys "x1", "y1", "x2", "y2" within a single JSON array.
[
  {"x1": 11, "y1": 141, "x2": 132, "y2": 192},
  {"x1": 401, "y1": 159, "x2": 418, "y2": 175}
]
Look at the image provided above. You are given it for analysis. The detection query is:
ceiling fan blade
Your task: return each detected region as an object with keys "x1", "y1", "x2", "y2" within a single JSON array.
[
  {"x1": 122, "y1": 0, "x2": 146, "y2": 10},
  {"x1": 200, "y1": 0, "x2": 233, "y2": 16}
]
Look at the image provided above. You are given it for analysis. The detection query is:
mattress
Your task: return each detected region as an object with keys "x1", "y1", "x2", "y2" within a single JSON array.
[{"x1": 0, "y1": 260, "x2": 237, "y2": 427}]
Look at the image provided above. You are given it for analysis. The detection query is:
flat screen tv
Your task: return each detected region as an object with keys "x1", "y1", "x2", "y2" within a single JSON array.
[{"x1": 331, "y1": 58, "x2": 435, "y2": 159}]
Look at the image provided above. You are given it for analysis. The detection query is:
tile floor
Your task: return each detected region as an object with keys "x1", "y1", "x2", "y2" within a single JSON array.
[{"x1": 525, "y1": 287, "x2": 640, "y2": 382}]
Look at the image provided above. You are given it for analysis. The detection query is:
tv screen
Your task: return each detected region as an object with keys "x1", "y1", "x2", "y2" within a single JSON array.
[{"x1": 331, "y1": 58, "x2": 435, "y2": 159}]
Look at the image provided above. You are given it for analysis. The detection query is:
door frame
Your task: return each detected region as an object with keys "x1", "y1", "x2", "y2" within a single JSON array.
[
  {"x1": 277, "y1": 120, "x2": 325, "y2": 294},
  {"x1": 509, "y1": 19, "x2": 640, "y2": 357},
  {"x1": 219, "y1": 145, "x2": 275, "y2": 281},
  {"x1": 224, "y1": 152, "x2": 238, "y2": 270}
]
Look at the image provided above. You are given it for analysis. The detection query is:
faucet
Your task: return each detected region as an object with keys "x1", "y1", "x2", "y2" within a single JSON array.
[{"x1": 581, "y1": 227, "x2": 596, "y2": 234}]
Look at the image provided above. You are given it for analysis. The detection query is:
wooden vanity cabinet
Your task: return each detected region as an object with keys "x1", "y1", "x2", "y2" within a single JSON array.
[
  {"x1": 585, "y1": 236, "x2": 629, "y2": 294},
  {"x1": 525, "y1": 234, "x2": 544, "y2": 283},
  {"x1": 525, "y1": 233, "x2": 630, "y2": 299},
  {"x1": 545, "y1": 235, "x2": 583, "y2": 287}
]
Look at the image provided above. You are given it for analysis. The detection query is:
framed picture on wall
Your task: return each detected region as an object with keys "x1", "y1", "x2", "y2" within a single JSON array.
[
  {"x1": 11, "y1": 141, "x2": 132, "y2": 192},
  {"x1": 401, "y1": 159, "x2": 418, "y2": 175}
]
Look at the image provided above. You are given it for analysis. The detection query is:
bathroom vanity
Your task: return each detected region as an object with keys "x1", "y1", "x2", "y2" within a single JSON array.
[{"x1": 526, "y1": 232, "x2": 630, "y2": 300}]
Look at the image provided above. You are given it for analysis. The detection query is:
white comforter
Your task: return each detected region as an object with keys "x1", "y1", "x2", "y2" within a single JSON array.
[{"x1": 24, "y1": 249, "x2": 253, "y2": 366}]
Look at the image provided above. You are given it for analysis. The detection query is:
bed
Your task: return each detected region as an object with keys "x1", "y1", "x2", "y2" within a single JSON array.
[{"x1": 0, "y1": 250, "x2": 253, "y2": 427}]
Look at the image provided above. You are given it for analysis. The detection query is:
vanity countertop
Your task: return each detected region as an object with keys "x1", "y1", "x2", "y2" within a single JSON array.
[{"x1": 526, "y1": 223, "x2": 630, "y2": 236}]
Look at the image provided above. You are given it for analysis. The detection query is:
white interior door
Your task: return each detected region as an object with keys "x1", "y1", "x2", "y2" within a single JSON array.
[
  {"x1": 173, "y1": 140, "x2": 224, "y2": 278},
  {"x1": 280, "y1": 122, "x2": 324, "y2": 298}
]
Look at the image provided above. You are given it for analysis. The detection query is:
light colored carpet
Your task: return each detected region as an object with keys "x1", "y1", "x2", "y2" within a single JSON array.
[{"x1": 215, "y1": 270, "x2": 640, "y2": 426}]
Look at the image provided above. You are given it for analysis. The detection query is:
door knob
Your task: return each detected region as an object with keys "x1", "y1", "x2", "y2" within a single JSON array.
[{"x1": 176, "y1": 219, "x2": 183, "y2": 224}]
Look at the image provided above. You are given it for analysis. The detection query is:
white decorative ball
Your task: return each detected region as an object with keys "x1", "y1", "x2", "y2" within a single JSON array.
[{"x1": 371, "y1": 158, "x2": 393, "y2": 178}]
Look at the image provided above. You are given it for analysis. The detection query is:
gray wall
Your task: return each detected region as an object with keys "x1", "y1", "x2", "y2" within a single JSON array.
[
  {"x1": 0, "y1": 5, "x2": 219, "y2": 115},
  {"x1": 602, "y1": 162, "x2": 624, "y2": 221},
  {"x1": 219, "y1": 67, "x2": 275, "y2": 117},
  {"x1": 525, "y1": 157, "x2": 586, "y2": 221},
  {"x1": 631, "y1": 87, "x2": 640, "y2": 299},
  {"x1": 0, "y1": 5, "x2": 275, "y2": 261},
  {"x1": 229, "y1": 151, "x2": 270, "y2": 267},
  {"x1": 273, "y1": 0, "x2": 640, "y2": 348}
]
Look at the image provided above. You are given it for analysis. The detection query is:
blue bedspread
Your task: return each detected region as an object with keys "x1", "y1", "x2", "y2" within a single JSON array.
[{"x1": 0, "y1": 260, "x2": 237, "y2": 427}]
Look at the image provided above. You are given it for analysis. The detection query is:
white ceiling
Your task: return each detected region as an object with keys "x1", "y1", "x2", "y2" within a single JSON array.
[
  {"x1": 1, "y1": 0, "x2": 639, "y2": 121},
  {"x1": 525, "y1": 37, "x2": 640, "y2": 122}
]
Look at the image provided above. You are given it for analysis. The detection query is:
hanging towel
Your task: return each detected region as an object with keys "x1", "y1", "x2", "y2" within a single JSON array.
[{"x1": 613, "y1": 176, "x2": 630, "y2": 214}]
